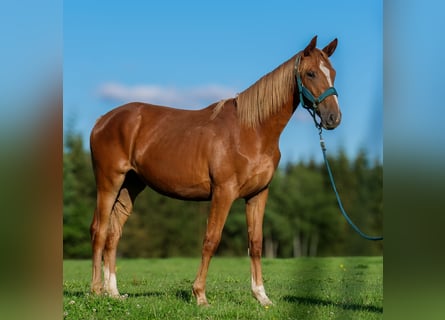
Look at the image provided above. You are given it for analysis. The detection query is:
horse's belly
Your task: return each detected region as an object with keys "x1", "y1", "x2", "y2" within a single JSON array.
[
  {"x1": 131, "y1": 135, "x2": 213, "y2": 200},
  {"x1": 136, "y1": 166, "x2": 212, "y2": 201},
  {"x1": 153, "y1": 180, "x2": 212, "y2": 201}
]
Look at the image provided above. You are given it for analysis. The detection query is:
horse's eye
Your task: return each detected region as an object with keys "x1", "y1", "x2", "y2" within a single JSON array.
[{"x1": 306, "y1": 71, "x2": 316, "y2": 78}]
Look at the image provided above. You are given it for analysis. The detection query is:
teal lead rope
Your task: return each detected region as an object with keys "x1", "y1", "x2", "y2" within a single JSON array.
[
  {"x1": 295, "y1": 53, "x2": 382, "y2": 241},
  {"x1": 319, "y1": 129, "x2": 383, "y2": 241}
]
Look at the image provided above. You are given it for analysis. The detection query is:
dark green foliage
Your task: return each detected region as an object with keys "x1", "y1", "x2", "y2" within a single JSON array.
[
  {"x1": 63, "y1": 131, "x2": 96, "y2": 258},
  {"x1": 63, "y1": 130, "x2": 383, "y2": 258}
]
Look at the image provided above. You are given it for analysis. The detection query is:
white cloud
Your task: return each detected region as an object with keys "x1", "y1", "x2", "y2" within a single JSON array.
[{"x1": 97, "y1": 82, "x2": 238, "y2": 108}]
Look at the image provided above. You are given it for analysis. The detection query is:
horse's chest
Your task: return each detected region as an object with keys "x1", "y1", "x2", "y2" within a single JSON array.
[{"x1": 238, "y1": 156, "x2": 276, "y2": 197}]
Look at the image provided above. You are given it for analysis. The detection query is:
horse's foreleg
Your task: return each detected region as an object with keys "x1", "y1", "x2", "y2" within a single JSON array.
[
  {"x1": 193, "y1": 187, "x2": 235, "y2": 306},
  {"x1": 246, "y1": 188, "x2": 273, "y2": 306}
]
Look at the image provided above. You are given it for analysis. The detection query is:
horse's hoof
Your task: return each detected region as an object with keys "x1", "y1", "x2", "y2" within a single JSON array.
[
  {"x1": 91, "y1": 286, "x2": 103, "y2": 296},
  {"x1": 196, "y1": 297, "x2": 210, "y2": 307},
  {"x1": 197, "y1": 301, "x2": 210, "y2": 307}
]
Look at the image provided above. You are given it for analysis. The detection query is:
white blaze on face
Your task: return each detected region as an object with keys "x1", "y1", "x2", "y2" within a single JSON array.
[{"x1": 320, "y1": 60, "x2": 339, "y2": 105}]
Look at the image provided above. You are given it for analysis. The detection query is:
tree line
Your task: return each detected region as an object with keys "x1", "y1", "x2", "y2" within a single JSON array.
[{"x1": 63, "y1": 130, "x2": 382, "y2": 259}]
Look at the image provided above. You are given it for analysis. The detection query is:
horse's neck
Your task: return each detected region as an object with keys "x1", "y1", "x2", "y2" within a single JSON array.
[{"x1": 256, "y1": 94, "x2": 297, "y2": 144}]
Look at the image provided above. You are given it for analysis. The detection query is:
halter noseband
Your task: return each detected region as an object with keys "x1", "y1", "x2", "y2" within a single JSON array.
[{"x1": 295, "y1": 55, "x2": 338, "y2": 129}]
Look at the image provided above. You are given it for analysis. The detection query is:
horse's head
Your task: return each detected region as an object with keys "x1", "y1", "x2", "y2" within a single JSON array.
[{"x1": 296, "y1": 36, "x2": 341, "y2": 130}]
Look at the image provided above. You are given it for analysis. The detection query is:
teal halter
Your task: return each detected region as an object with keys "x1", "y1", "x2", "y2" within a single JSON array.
[{"x1": 295, "y1": 55, "x2": 338, "y2": 129}]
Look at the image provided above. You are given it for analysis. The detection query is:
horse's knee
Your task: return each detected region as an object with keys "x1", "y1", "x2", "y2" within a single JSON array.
[
  {"x1": 202, "y1": 239, "x2": 218, "y2": 255},
  {"x1": 202, "y1": 235, "x2": 221, "y2": 256},
  {"x1": 249, "y1": 239, "x2": 263, "y2": 258}
]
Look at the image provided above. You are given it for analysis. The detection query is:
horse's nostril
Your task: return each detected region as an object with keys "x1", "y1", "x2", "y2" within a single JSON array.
[
  {"x1": 336, "y1": 112, "x2": 342, "y2": 124},
  {"x1": 325, "y1": 112, "x2": 341, "y2": 129}
]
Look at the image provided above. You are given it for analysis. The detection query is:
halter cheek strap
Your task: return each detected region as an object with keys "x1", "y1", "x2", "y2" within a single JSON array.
[{"x1": 295, "y1": 55, "x2": 338, "y2": 129}]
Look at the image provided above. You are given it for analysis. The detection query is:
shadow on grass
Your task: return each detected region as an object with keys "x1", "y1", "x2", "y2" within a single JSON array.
[
  {"x1": 175, "y1": 289, "x2": 192, "y2": 302},
  {"x1": 63, "y1": 290, "x2": 85, "y2": 297},
  {"x1": 63, "y1": 290, "x2": 165, "y2": 298},
  {"x1": 127, "y1": 289, "x2": 192, "y2": 301},
  {"x1": 126, "y1": 292, "x2": 164, "y2": 298},
  {"x1": 283, "y1": 295, "x2": 383, "y2": 314}
]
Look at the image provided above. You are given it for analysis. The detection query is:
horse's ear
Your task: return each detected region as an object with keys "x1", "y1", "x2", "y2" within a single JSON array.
[
  {"x1": 322, "y1": 38, "x2": 338, "y2": 57},
  {"x1": 303, "y1": 36, "x2": 318, "y2": 56}
]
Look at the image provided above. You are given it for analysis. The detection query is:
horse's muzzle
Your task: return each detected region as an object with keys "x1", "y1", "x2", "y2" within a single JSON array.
[{"x1": 322, "y1": 111, "x2": 342, "y2": 130}]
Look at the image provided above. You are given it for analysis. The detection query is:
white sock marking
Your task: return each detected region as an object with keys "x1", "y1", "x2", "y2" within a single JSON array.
[
  {"x1": 251, "y1": 277, "x2": 272, "y2": 305},
  {"x1": 103, "y1": 265, "x2": 110, "y2": 290},
  {"x1": 109, "y1": 272, "x2": 119, "y2": 296}
]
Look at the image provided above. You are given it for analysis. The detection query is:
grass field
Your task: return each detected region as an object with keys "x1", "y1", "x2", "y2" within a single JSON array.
[{"x1": 63, "y1": 257, "x2": 382, "y2": 319}]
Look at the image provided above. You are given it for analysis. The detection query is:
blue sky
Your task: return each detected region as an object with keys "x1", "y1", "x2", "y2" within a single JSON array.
[{"x1": 64, "y1": 0, "x2": 382, "y2": 164}]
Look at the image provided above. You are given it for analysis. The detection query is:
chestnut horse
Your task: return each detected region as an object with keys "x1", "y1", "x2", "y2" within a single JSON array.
[{"x1": 89, "y1": 36, "x2": 341, "y2": 306}]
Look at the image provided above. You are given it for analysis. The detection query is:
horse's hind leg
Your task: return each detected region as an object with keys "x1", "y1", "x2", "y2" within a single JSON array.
[
  {"x1": 103, "y1": 172, "x2": 145, "y2": 297},
  {"x1": 102, "y1": 191, "x2": 129, "y2": 297},
  {"x1": 90, "y1": 171, "x2": 126, "y2": 295}
]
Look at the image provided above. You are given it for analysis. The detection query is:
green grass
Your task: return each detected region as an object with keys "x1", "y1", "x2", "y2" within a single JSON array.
[{"x1": 63, "y1": 257, "x2": 382, "y2": 319}]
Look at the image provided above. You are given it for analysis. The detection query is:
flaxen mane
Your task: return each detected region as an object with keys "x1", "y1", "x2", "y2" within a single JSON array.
[
  {"x1": 211, "y1": 50, "x2": 328, "y2": 128},
  {"x1": 235, "y1": 54, "x2": 298, "y2": 128},
  {"x1": 210, "y1": 55, "x2": 298, "y2": 126}
]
